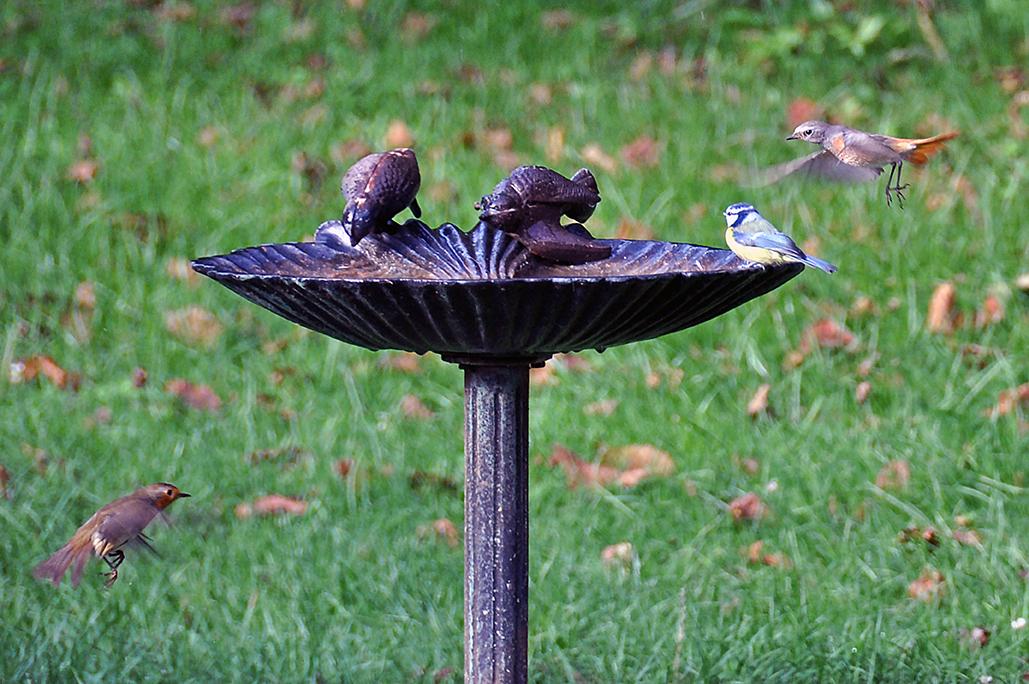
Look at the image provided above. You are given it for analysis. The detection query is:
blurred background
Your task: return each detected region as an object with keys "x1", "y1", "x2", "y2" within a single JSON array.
[{"x1": 1, "y1": 1, "x2": 1026, "y2": 681}]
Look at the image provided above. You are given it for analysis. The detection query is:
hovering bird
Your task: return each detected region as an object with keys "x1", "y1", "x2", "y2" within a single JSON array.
[
  {"x1": 722, "y1": 203, "x2": 836, "y2": 274},
  {"x1": 341, "y1": 147, "x2": 422, "y2": 245},
  {"x1": 33, "y1": 483, "x2": 190, "y2": 588},
  {"x1": 762, "y1": 120, "x2": 958, "y2": 207}
]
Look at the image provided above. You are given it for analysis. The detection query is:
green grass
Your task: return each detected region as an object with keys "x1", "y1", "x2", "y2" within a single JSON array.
[{"x1": 1, "y1": 1, "x2": 1027, "y2": 681}]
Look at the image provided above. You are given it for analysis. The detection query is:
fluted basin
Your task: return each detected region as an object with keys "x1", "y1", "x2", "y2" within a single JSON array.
[{"x1": 192, "y1": 220, "x2": 801, "y2": 360}]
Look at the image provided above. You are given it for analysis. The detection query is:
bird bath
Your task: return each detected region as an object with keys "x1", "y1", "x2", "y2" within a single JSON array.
[{"x1": 193, "y1": 198, "x2": 802, "y2": 682}]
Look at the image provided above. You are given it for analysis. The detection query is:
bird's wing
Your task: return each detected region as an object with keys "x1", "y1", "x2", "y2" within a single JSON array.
[
  {"x1": 731, "y1": 229, "x2": 806, "y2": 261},
  {"x1": 92, "y1": 500, "x2": 160, "y2": 556},
  {"x1": 754, "y1": 150, "x2": 882, "y2": 186}
]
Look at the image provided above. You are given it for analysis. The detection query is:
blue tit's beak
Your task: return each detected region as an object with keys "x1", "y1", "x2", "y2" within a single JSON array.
[{"x1": 785, "y1": 134, "x2": 798, "y2": 141}]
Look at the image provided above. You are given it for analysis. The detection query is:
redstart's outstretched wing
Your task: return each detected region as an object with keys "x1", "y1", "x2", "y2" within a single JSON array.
[
  {"x1": 752, "y1": 150, "x2": 882, "y2": 186},
  {"x1": 91, "y1": 499, "x2": 161, "y2": 558}
]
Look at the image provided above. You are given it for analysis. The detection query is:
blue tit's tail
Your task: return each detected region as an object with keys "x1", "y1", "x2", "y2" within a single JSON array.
[{"x1": 800, "y1": 254, "x2": 837, "y2": 274}]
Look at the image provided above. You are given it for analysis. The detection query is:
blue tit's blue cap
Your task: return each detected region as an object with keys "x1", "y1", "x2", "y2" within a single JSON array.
[{"x1": 723, "y1": 202, "x2": 756, "y2": 217}]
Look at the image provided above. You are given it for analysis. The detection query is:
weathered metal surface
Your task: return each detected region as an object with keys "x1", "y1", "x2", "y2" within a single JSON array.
[
  {"x1": 463, "y1": 364, "x2": 529, "y2": 684},
  {"x1": 191, "y1": 220, "x2": 802, "y2": 360}
]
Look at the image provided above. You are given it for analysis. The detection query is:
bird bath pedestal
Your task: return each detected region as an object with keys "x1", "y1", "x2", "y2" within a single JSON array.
[{"x1": 193, "y1": 219, "x2": 801, "y2": 682}]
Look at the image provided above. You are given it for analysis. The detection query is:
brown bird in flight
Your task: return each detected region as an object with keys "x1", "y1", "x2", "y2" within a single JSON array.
[
  {"x1": 33, "y1": 483, "x2": 190, "y2": 588},
  {"x1": 762, "y1": 120, "x2": 958, "y2": 207}
]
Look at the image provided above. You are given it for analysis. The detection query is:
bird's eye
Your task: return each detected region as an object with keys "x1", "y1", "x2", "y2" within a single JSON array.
[
  {"x1": 803, "y1": 129, "x2": 812, "y2": 136},
  {"x1": 166, "y1": 489, "x2": 174, "y2": 496}
]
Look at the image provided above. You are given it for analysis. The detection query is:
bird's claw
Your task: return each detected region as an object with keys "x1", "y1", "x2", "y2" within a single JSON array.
[
  {"x1": 102, "y1": 568, "x2": 119, "y2": 588},
  {"x1": 885, "y1": 183, "x2": 909, "y2": 209}
]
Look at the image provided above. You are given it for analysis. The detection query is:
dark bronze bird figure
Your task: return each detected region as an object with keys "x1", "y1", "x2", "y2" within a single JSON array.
[{"x1": 341, "y1": 147, "x2": 422, "y2": 244}]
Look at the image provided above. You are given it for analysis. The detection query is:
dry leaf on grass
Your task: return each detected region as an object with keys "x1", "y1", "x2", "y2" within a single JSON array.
[
  {"x1": 581, "y1": 143, "x2": 617, "y2": 173},
  {"x1": 729, "y1": 492, "x2": 767, "y2": 522},
  {"x1": 400, "y1": 394, "x2": 435, "y2": 419},
  {"x1": 875, "y1": 460, "x2": 910, "y2": 490},
  {"x1": 983, "y1": 383, "x2": 1029, "y2": 418},
  {"x1": 601, "y1": 541, "x2": 635, "y2": 569},
  {"x1": 164, "y1": 307, "x2": 223, "y2": 348},
  {"x1": 246, "y1": 447, "x2": 308, "y2": 467},
  {"x1": 8, "y1": 355, "x2": 81, "y2": 391},
  {"x1": 235, "y1": 494, "x2": 307, "y2": 518},
  {"x1": 926, "y1": 282, "x2": 957, "y2": 334},
  {"x1": 548, "y1": 444, "x2": 671, "y2": 489},
  {"x1": 0, "y1": 464, "x2": 10, "y2": 500},
  {"x1": 746, "y1": 384, "x2": 771, "y2": 418},
  {"x1": 616, "y1": 217, "x2": 655, "y2": 240},
  {"x1": 165, "y1": 378, "x2": 222, "y2": 411},
  {"x1": 584, "y1": 399, "x2": 619, "y2": 416},
  {"x1": 952, "y1": 528, "x2": 984, "y2": 548},
  {"x1": 958, "y1": 626, "x2": 991, "y2": 649},
  {"x1": 745, "y1": 540, "x2": 791, "y2": 568},
  {"x1": 219, "y1": 2, "x2": 256, "y2": 32},
  {"x1": 974, "y1": 295, "x2": 1004, "y2": 328},
  {"x1": 399, "y1": 11, "x2": 436, "y2": 42},
  {"x1": 787, "y1": 97, "x2": 823, "y2": 129},
  {"x1": 417, "y1": 518, "x2": 459, "y2": 547},
  {"x1": 855, "y1": 381, "x2": 872, "y2": 405},
  {"x1": 620, "y1": 136, "x2": 661, "y2": 168},
  {"x1": 334, "y1": 458, "x2": 353, "y2": 479},
  {"x1": 898, "y1": 526, "x2": 940, "y2": 547},
  {"x1": 540, "y1": 9, "x2": 574, "y2": 30},
  {"x1": 409, "y1": 470, "x2": 459, "y2": 494},
  {"x1": 908, "y1": 569, "x2": 945, "y2": 602},
  {"x1": 386, "y1": 119, "x2": 414, "y2": 148},
  {"x1": 21, "y1": 444, "x2": 50, "y2": 474},
  {"x1": 68, "y1": 159, "x2": 99, "y2": 183},
  {"x1": 132, "y1": 367, "x2": 148, "y2": 388}
]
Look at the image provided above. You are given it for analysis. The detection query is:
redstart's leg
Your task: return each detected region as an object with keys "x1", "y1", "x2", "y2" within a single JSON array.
[
  {"x1": 102, "y1": 550, "x2": 125, "y2": 587},
  {"x1": 892, "y1": 162, "x2": 909, "y2": 208},
  {"x1": 884, "y1": 164, "x2": 896, "y2": 207}
]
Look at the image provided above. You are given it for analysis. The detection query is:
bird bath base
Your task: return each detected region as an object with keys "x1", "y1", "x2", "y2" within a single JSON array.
[{"x1": 193, "y1": 220, "x2": 801, "y2": 682}]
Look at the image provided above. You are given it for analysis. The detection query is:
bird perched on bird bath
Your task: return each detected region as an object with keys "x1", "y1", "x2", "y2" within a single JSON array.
[
  {"x1": 723, "y1": 203, "x2": 836, "y2": 274},
  {"x1": 33, "y1": 483, "x2": 190, "y2": 588},
  {"x1": 340, "y1": 147, "x2": 422, "y2": 245},
  {"x1": 476, "y1": 165, "x2": 611, "y2": 264},
  {"x1": 762, "y1": 120, "x2": 958, "y2": 208}
]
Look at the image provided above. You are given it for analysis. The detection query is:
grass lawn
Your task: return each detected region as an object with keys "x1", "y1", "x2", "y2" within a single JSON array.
[{"x1": 1, "y1": 1, "x2": 1026, "y2": 681}]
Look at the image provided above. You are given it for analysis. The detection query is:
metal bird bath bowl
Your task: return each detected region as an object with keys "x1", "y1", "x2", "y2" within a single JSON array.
[{"x1": 194, "y1": 211, "x2": 801, "y2": 682}]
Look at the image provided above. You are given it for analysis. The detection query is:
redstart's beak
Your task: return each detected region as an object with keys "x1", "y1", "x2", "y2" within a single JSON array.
[
  {"x1": 179, "y1": 492, "x2": 191, "y2": 498},
  {"x1": 785, "y1": 134, "x2": 797, "y2": 141}
]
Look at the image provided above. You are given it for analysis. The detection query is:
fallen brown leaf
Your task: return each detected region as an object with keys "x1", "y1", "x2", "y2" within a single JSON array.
[
  {"x1": 165, "y1": 378, "x2": 221, "y2": 411},
  {"x1": 584, "y1": 399, "x2": 619, "y2": 416},
  {"x1": 21, "y1": 444, "x2": 49, "y2": 475},
  {"x1": 983, "y1": 383, "x2": 1029, "y2": 418},
  {"x1": 379, "y1": 352, "x2": 422, "y2": 373},
  {"x1": 400, "y1": 394, "x2": 435, "y2": 419},
  {"x1": 729, "y1": 492, "x2": 767, "y2": 522},
  {"x1": 235, "y1": 494, "x2": 307, "y2": 519},
  {"x1": 219, "y1": 2, "x2": 256, "y2": 32},
  {"x1": 850, "y1": 295, "x2": 876, "y2": 317},
  {"x1": 418, "y1": 518, "x2": 459, "y2": 547},
  {"x1": 599, "y1": 444, "x2": 675, "y2": 478},
  {"x1": 409, "y1": 470, "x2": 459, "y2": 494},
  {"x1": 620, "y1": 135, "x2": 661, "y2": 168},
  {"x1": 68, "y1": 159, "x2": 99, "y2": 183},
  {"x1": 973, "y1": 295, "x2": 1004, "y2": 328},
  {"x1": 629, "y1": 52, "x2": 652, "y2": 81},
  {"x1": 927, "y1": 282, "x2": 957, "y2": 334},
  {"x1": 197, "y1": 125, "x2": 219, "y2": 148},
  {"x1": 0, "y1": 464, "x2": 10, "y2": 500},
  {"x1": 958, "y1": 626, "x2": 990, "y2": 649},
  {"x1": 9, "y1": 355, "x2": 80, "y2": 391},
  {"x1": 908, "y1": 569, "x2": 945, "y2": 602},
  {"x1": 581, "y1": 143, "x2": 618, "y2": 173},
  {"x1": 529, "y1": 364, "x2": 558, "y2": 387},
  {"x1": 745, "y1": 540, "x2": 791, "y2": 568},
  {"x1": 601, "y1": 541, "x2": 634, "y2": 569},
  {"x1": 548, "y1": 445, "x2": 612, "y2": 488},
  {"x1": 331, "y1": 138, "x2": 373, "y2": 165},
  {"x1": 746, "y1": 383, "x2": 771, "y2": 418},
  {"x1": 399, "y1": 11, "x2": 436, "y2": 42},
  {"x1": 386, "y1": 119, "x2": 414, "y2": 148},
  {"x1": 545, "y1": 126, "x2": 565, "y2": 163},
  {"x1": 132, "y1": 367, "x2": 148, "y2": 388},
  {"x1": 334, "y1": 458, "x2": 353, "y2": 479},
  {"x1": 952, "y1": 528, "x2": 983, "y2": 548},
  {"x1": 164, "y1": 306, "x2": 223, "y2": 348},
  {"x1": 804, "y1": 319, "x2": 857, "y2": 352},
  {"x1": 787, "y1": 97, "x2": 823, "y2": 129},
  {"x1": 855, "y1": 381, "x2": 872, "y2": 405},
  {"x1": 875, "y1": 460, "x2": 910, "y2": 490},
  {"x1": 898, "y1": 525, "x2": 940, "y2": 547},
  {"x1": 540, "y1": 9, "x2": 574, "y2": 31},
  {"x1": 528, "y1": 83, "x2": 553, "y2": 106}
]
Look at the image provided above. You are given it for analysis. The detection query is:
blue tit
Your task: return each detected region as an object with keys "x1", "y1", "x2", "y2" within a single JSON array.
[{"x1": 722, "y1": 203, "x2": 837, "y2": 274}]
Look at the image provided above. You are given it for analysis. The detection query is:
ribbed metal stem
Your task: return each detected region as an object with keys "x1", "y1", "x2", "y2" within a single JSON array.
[{"x1": 462, "y1": 363, "x2": 530, "y2": 684}]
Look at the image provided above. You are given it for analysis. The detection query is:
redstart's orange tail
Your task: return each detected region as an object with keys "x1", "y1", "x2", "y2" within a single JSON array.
[
  {"x1": 33, "y1": 543, "x2": 92, "y2": 587},
  {"x1": 895, "y1": 131, "x2": 959, "y2": 165}
]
